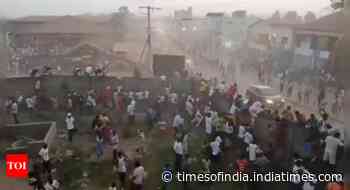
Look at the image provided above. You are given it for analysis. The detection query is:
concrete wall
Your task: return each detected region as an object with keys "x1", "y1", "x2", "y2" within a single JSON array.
[
  {"x1": 0, "y1": 76, "x2": 169, "y2": 97},
  {"x1": 0, "y1": 75, "x2": 195, "y2": 99},
  {"x1": 248, "y1": 21, "x2": 294, "y2": 50},
  {"x1": 0, "y1": 122, "x2": 56, "y2": 158}
]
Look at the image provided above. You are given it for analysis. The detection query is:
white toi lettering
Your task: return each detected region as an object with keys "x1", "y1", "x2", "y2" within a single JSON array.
[{"x1": 7, "y1": 161, "x2": 27, "y2": 170}]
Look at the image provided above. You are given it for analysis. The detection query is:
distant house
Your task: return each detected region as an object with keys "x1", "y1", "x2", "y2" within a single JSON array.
[
  {"x1": 292, "y1": 11, "x2": 348, "y2": 69},
  {"x1": 203, "y1": 11, "x2": 259, "y2": 60},
  {"x1": 5, "y1": 15, "x2": 115, "y2": 41},
  {"x1": 247, "y1": 18, "x2": 298, "y2": 51},
  {"x1": 206, "y1": 12, "x2": 225, "y2": 34},
  {"x1": 1, "y1": 15, "x2": 135, "y2": 74},
  {"x1": 174, "y1": 7, "x2": 193, "y2": 20}
]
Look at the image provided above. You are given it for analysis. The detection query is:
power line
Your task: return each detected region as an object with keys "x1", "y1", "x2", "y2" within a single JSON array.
[{"x1": 138, "y1": 6, "x2": 161, "y2": 74}]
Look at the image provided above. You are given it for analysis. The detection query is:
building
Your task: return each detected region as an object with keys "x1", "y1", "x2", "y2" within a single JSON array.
[
  {"x1": 174, "y1": 7, "x2": 193, "y2": 20},
  {"x1": 222, "y1": 11, "x2": 260, "y2": 50},
  {"x1": 3, "y1": 15, "x2": 125, "y2": 75},
  {"x1": 247, "y1": 18, "x2": 298, "y2": 52},
  {"x1": 292, "y1": 10, "x2": 348, "y2": 69}
]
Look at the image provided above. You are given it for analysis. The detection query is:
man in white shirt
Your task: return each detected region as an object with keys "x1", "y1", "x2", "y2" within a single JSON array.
[
  {"x1": 132, "y1": 161, "x2": 146, "y2": 190},
  {"x1": 44, "y1": 182, "x2": 54, "y2": 190},
  {"x1": 229, "y1": 103, "x2": 237, "y2": 114},
  {"x1": 17, "y1": 95, "x2": 24, "y2": 104},
  {"x1": 210, "y1": 137, "x2": 222, "y2": 162},
  {"x1": 244, "y1": 131, "x2": 254, "y2": 145},
  {"x1": 209, "y1": 87, "x2": 215, "y2": 97},
  {"x1": 172, "y1": 113, "x2": 184, "y2": 133},
  {"x1": 183, "y1": 133, "x2": 190, "y2": 156},
  {"x1": 238, "y1": 126, "x2": 246, "y2": 140},
  {"x1": 144, "y1": 91, "x2": 150, "y2": 99},
  {"x1": 211, "y1": 111, "x2": 219, "y2": 129},
  {"x1": 51, "y1": 178, "x2": 60, "y2": 190},
  {"x1": 249, "y1": 101, "x2": 263, "y2": 125},
  {"x1": 35, "y1": 80, "x2": 41, "y2": 91},
  {"x1": 160, "y1": 75, "x2": 167, "y2": 81},
  {"x1": 87, "y1": 95, "x2": 96, "y2": 108},
  {"x1": 117, "y1": 152, "x2": 127, "y2": 189},
  {"x1": 65, "y1": 113, "x2": 75, "y2": 142},
  {"x1": 11, "y1": 101, "x2": 19, "y2": 123},
  {"x1": 185, "y1": 99, "x2": 194, "y2": 117},
  {"x1": 39, "y1": 144, "x2": 50, "y2": 173},
  {"x1": 192, "y1": 110, "x2": 203, "y2": 127},
  {"x1": 323, "y1": 133, "x2": 344, "y2": 166},
  {"x1": 136, "y1": 92, "x2": 144, "y2": 100},
  {"x1": 26, "y1": 96, "x2": 34, "y2": 110},
  {"x1": 205, "y1": 113, "x2": 213, "y2": 136},
  {"x1": 85, "y1": 66, "x2": 93, "y2": 76},
  {"x1": 127, "y1": 100, "x2": 136, "y2": 125},
  {"x1": 173, "y1": 139, "x2": 184, "y2": 172},
  {"x1": 218, "y1": 81, "x2": 226, "y2": 94},
  {"x1": 246, "y1": 142, "x2": 262, "y2": 162},
  {"x1": 169, "y1": 93, "x2": 178, "y2": 104},
  {"x1": 111, "y1": 130, "x2": 119, "y2": 161},
  {"x1": 128, "y1": 91, "x2": 135, "y2": 100},
  {"x1": 303, "y1": 181, "x2": 316, "y2": 190}
]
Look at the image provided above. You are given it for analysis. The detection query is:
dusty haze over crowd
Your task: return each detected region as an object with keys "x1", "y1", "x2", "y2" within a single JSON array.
[{"x1": 0, "y1": 0, "x2": 331, "y2": 18}]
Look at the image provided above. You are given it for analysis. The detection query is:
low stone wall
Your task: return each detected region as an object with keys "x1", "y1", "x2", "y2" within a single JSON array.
[
  {"x1": 0, "y1": 122, "x2": 57, "y2": 158},
  {"x1": 0, "y1": 76, "x2": 191, "y2": 98}
]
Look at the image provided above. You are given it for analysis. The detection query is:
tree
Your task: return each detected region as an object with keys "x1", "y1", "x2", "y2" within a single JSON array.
[{"x1": 304, "y1": 11, "x2": 317, "y2": 23}]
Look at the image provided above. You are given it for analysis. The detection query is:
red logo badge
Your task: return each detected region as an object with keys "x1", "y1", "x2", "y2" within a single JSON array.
[{"x1": 6, "y1": 154, "x2": 29, "y2": 178}]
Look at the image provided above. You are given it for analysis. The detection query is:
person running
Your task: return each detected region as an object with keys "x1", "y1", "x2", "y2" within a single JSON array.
[
  {"x1": 173, "y1": 138, "x2": 184, "y2": 172},
  {"x1": 111, "y1": 130, "x2": 119, "y2": 161},
  {"x1": 10, "y1": 100, "x2": 19, "y2": 123},
  {"x1": 131, "y1": 161, "x2": 146, "y2": 190},
  {"x1": 38, "y1": 143, "x2": 50, "y2": 174},
  {"x1": 322, "y1": 133, "x2": 344, "y2": 167},
  {"x1": 205, "y1": 112, "x2": 213, "y2": 136},
  {"x1": 116, "y1": 152, "x2": 127, "y2": 190},
  {"x1": 127, "y1": 100, "x2": 136, "y2": 125},
  {"x1": 244, "y1": 131, "x2": 254, "y2": 146},
  {"x1": 246, "y1": 142, "x2": 262, "y2": 163},
  {"x1": 96, "y1": 134, "x2": 104, "y2": 161},
  {"x1": 209, "y1": 136, "x2": 222, "y2": 163},
  {"x1": 65, "y1": 112, "x2": 75, "y2": 142},
  {"x1": 172, "y1": 113, "x2": 184, "y2": 134}
]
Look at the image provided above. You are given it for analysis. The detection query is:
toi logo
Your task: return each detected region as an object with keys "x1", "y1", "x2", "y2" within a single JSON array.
[{"x1": 6, "y1": 154, "x2": 29, "y2": 178}]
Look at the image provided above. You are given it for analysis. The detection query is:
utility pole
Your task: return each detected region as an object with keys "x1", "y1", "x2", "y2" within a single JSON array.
[{"x1": 139, "y1": 6, "x2": 161, "y2": 75}]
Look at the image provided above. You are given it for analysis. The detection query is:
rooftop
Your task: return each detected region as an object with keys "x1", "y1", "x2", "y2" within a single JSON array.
[
  {"x1": 250, "y1": 84, "x2": 273, "y2": 89},
  {"x1": 294, "y1": 11, "x2": 349, "y2": 33},
  {"x1": 206, "y1": 12, "x2": 225, "y2": 17},
  {"x1": 7, "y1": 15, "x2": 114, "y2": 34}
]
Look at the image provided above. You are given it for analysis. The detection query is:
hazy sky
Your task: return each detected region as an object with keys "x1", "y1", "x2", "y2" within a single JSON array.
[{"x1": 0, "y1": 0, "x2": 332, "y2": 18}]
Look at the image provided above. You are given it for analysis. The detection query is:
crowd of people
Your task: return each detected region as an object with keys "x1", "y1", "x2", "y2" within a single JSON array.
[
  {"x1": 279, "y1": 70, "x2": 345, "y2": 117},
  {"x1": 2, "y1": 69, "x2": 345, "y2": 190}
]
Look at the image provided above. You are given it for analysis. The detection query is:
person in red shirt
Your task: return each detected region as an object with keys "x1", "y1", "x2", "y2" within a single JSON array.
[
  {"x1": 226, "y1": 83, "x2": 238, "y2": 101},
  {"x1": 236, "y1": 154, "x2": 250, "y2": 174},
  {"x1": 327, "y1": 182, "x2": 344, "y2": 190},
  {"x1": 235, "y1": 154, "x2": 250, "y2": 190}
]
